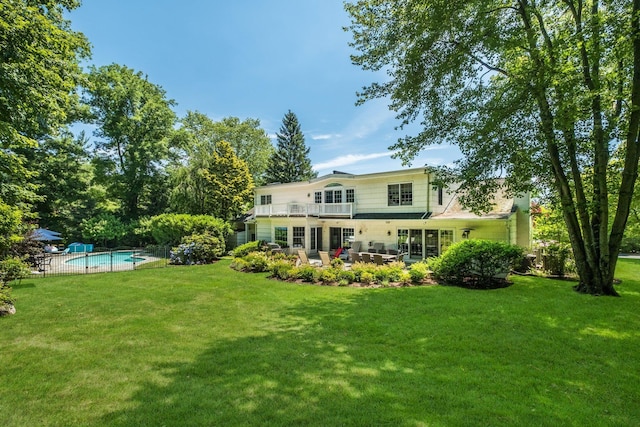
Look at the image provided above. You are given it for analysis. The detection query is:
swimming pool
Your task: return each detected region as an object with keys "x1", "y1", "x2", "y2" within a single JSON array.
[{"x1": 64, "y1": 251, "x2": 145, "y2": 267}]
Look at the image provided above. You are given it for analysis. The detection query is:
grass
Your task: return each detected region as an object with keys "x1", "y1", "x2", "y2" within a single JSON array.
[{"x1": 1, "y1": 258, "x2": 639, "y2": 426}]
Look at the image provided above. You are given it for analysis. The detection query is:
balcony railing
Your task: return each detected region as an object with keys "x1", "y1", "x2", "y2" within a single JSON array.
[{"x1": 255, "y1": 203, "x2": 353, "y2": 218}]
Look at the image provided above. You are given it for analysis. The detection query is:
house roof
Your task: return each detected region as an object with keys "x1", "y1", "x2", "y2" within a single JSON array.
[{"x1": 430, "y1": 189, "x2": 516, "y2": 220}]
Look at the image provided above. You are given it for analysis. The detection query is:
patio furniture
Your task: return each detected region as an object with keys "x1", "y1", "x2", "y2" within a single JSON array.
[
  {"x1": 361, "y1": 253, "x2": 372, "y2": 263},
  {"x1": 373, "y1": 254, "x2": 385, "y2": 265},
  {"x1": 318, "y1": 251, "x2": 332, "y2": 267},
  {"x1": 298, "y1": 249, "x2": 321, "y2": 266},
  {"x1": 373, "y1": 242, "x2": 385, "y2": 253},
  {"x1": 348, "y1": 249, "x2": 362, "y2": 263}
]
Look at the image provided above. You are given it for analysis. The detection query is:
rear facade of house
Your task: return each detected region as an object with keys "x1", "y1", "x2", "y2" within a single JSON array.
[{"x1": 241, "y1": 167, "x2": 531, "y2": 261}]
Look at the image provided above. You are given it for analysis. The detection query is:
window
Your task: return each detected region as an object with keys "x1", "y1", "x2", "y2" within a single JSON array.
[
  {"x1": 325, "y1": 190, "x2": 333, "y2": 204},
  {"x1": 314, "y1": 191, "x2": 322, "y2": 204},
  {"x1": 346, "y1": 189, "x2": 355, "y2": 203},
  {"x1": 438, "y1": 186, "x2": 443, "y2": 205},
  {"x1": 342, "y1": 228, "x2": 355, "y2": 247},
  {"x1": 324, "y1": 189, "x2": 343, "y2": 204},
  {"x1": 260, "y1": 194, "x2": 272, "y2": 205},
  {"x1": 274, "y1": 226, "x2": 288, "y2": 247},
  {"x1": 293, "y1": 227, "x2": 305, "y2": 248},
  {"x1": 388, "y1": 183, "x2": 412, "y2": 206}
]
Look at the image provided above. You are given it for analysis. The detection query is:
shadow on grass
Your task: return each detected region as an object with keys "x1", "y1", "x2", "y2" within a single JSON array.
[{"x1": 101, "y1": 279, "x2": 640, "y2": 426}]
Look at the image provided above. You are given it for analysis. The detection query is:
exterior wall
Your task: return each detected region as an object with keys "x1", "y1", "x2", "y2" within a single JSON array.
[{"x1": 251, "y1": 167, "x2": 532, "y2": 257}]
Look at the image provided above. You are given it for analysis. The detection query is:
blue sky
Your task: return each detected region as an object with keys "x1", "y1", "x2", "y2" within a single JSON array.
[{"x1": 69, "y1": 0, "x2": 460, "y2": 176}]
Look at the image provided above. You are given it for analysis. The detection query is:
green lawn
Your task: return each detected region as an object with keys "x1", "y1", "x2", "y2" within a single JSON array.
[{"x1": 2, "y1": 259, "x2": 639, "y2": 426}]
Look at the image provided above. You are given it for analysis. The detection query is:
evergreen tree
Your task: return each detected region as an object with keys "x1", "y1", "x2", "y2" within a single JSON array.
[{"x1": 264, "y1": 110, "x2": 317, "y2": 183}]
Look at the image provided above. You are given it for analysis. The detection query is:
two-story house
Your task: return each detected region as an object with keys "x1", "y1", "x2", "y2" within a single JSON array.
[{"x1": 242, "y1": 167, "x2": 531, "y2": 261}]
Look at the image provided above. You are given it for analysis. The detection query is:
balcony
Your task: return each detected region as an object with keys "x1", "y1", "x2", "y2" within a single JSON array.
[{"x1": 255, "y1": 203, "x2": 353, "y2": 218}]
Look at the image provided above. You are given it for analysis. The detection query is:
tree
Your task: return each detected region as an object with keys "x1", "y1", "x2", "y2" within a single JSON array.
[
  {"x1": 205, "y1": 140, "x2": 254, "y2": 221},
  {"x1": 85, "y1": 64, "x2": 177, "y2": 220},
  {"x1": 0, "y1": 0, "x2": 89, "y2": 210},
  {"x1": 346, "y1": 0, "x2": 640, "y2": 296},
  {"x1": 264, "y1": 110, "x2": 317, "y2": 184}
]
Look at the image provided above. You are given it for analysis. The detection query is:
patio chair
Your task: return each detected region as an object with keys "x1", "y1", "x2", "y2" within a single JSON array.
[
  {"x1": 298, "y1": 249, "x2": 321, "y2": 266},
  {"x1": 386, "y1": 249, "x2": 398, "y2": 256},
  {"x1": 373, "y1": 254, "x2": 385, "y2": 265},
  {"x1": 361, "y1": 253, "x2": 372, "y2": 263},
  {"x1": 351, "y1": 241, "x2": 362, "y2": 253},
  {"x1": 373, "y1": 242, "x2": 385, "y2": 253},
  {"x1": 349, "y1": 249, "x2": 362, "y2": 263},
  {"x1": 318, "y1": 251, "x2": 332, "y2": 267}
]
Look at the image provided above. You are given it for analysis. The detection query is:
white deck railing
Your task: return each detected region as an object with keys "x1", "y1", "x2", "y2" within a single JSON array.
[{"x1": 255, "y1": 203, "x2": 353, "y2": 218}]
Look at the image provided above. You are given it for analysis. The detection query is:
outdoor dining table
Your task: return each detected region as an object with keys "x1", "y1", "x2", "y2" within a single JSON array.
[{"x1": 358, "y1": 252, "x2": 398, "y2": 262}]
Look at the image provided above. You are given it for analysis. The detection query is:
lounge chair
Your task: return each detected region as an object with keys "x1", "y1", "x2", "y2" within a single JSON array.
[
  {"x1": 318, "y1": 251, "x2": 332, "y2": 267},
  {"x1": 298, "y1": 249, "x2": 321, "y2": 266}
]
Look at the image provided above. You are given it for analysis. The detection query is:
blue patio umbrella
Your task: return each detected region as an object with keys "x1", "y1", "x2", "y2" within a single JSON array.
[{"x1": 30, "y1": 228, "x2": 63, "y2": 241}]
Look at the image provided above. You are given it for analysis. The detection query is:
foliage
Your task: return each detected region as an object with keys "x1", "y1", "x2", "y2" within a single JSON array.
[
  {"x1": 428, "y1": 240, "x2": 523, "y2": 289},
  {"x1": 294, "y1": 265, "x2": 320, "y2": 283},
  {"x1": 85, "y1": 63, "x2": 177, "y2": 220},
  {"x1": 540, "y1": 242, "x2": 571, "y2": 277},
  {"x1": 0, "y1": 202, "x2": 26, "y2": 258},
  {"x1": 0, "y1": 0, "x2": 89, "y2": 210},
  {"x1": 145, "y1": 214, "x2": 232, "y2": 247},
  {"x1": 169, "y1": 112, "x2": 268, "y2": 213},
  {"x1": 269, "y1": 259, "x2": 296, "y2": 280},
  {"x1": 169, "y1": 233, "x2": 223, "y2": 265},
  {"x1": 0, "y1": 257, "x2": 30, "y2": 311},
  {"x1": 202, "y1": 140, "x2": 254, "y2": 221},
  {"x1": 231, "y1": 240, "x2": 261, "y2": 258},
  {"x1": 264, "y1": 110, "x2": 317, "y2": 184},
  {"x1": 345, "y1": 1, "x2": 640, "y2": 296},
  {"x1": 532, "y1": 203, "x2": 570, "y2": 244},
  {"x1": 0, "y1": 256, "x2": 30, "y2": 284},
  {"x1": 80, "y1": 213, "x2": 127, "y2": 248},
  {"x1": 242, "y1": 251, "x2": 271, "y2": 273},
  {"x1": 408, "y1": 262, "x2": 429, "y2": 284}
]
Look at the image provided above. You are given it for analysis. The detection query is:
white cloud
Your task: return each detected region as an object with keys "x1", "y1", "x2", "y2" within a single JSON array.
[
  {"x1": 313, "y1": 151, "x2": 396, "y2": 171},
  {"x1": 311, "y1": 133, "x2": 341, "y2": 140}
]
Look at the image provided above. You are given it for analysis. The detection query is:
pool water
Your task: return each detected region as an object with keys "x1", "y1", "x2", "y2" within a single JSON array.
[{"x1": 65, "y1": 251, "x2": 145, "y2": 267}]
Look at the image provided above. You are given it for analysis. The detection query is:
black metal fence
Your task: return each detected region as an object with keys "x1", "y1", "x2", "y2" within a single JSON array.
[{"x1": 30, "y1": 246, "x2": 172, "y2": 277}]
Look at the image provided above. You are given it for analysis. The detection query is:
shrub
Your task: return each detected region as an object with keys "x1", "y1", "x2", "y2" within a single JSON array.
[
  {"x1": 541, "y1": 242, "x2": 570, "y2": 277},
  {"x1": 231, "y1": 240, "x2": 261, "y2": 257},
  {"x1": 374, "y1": 266, "x2": 391, "y2": 284},
  {"x1": 146, "y1": 214, "x2": 232, "y2": 247},
  {"x1": 429, "y1": 239, "x2": 523, "y2": 289},
  {"x1": 0, "y1": 257, "x2": 31, "y2": 285},
  {"x1": 350, "y1": 262, "x2": 377, "y2": 283},
  {"x1": 295, "y1": 265, "x2": 320, "y2": 282},
  {"x1": 320, "y1": 268, "x2": 339, "y2": 284},
  {"x1": 385, "y1": 261, "x2": 406, "y2": 282},
  {"x1": 269, "y1": 260, "x2": 295, "y2": 280},
  {"x1": 243, "y1": 251, "x2": 271, "y2": 272},
  {"x1": 409, "y1": 262, "x2": 429, "y2": 283},
  {"x1": 169, "y1": 232, "x2": 224, "y2": 265},
  {"x1": 330, "y1": 258, "x2": 344, "y2": 269},
  {"x1": 337, "y1": 269, "x2": 355, "y2": 283},
  {"x1": 230, "y1": 258, "x2": 250, "y2": 271},
  {"x1": 360, "y1": 271, "x2": 375, "y2": 285}
]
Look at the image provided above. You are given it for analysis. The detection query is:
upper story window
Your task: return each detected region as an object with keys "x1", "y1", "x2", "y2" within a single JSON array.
[
  {"x1": 320, "y1": 183, "x2": 354, "y2": 204},
  {"x1": 314, "y1": 191, "x2": 322, "y2": 204},
  {"x1": 388, "y1": 183, "x2": 413, "y2": 206},
  {"x1": 346, "y1": 189, "x2": 355, "y2": 203},
  {"x1": 260, "y1": 194, "x2": 272, "y2": 205}
]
